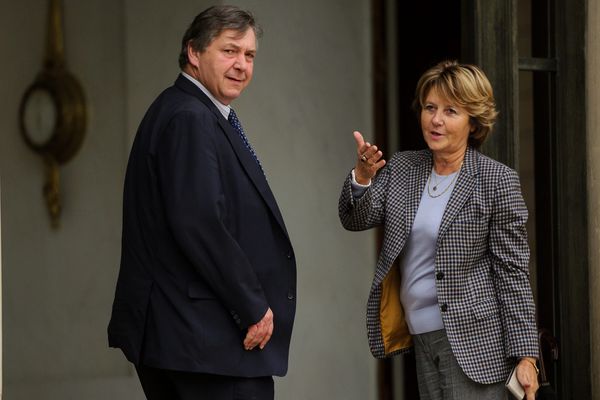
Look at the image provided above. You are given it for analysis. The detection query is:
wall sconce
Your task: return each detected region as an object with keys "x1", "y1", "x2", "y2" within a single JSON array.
[{"x1": 18, "y1": 0, "x2": 87, "y2": 229}]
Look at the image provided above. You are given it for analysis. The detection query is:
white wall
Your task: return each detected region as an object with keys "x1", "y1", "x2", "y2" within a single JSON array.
[{"x1": 1, "y1": 0, "x2": 376, "y2": 399}]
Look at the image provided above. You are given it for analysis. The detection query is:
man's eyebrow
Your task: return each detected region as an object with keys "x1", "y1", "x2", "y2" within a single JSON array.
[
  {"x1": 222, "y1": 41, "x2": 240, "y2": 48},
  {"x1": 222, "y1": 42, "x2": 256, "y2": 51}
]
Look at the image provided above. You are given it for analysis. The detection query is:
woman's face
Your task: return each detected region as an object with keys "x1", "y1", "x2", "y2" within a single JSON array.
[{"x1": 420, "y1": 88, "x2": 473, "y2": 158}]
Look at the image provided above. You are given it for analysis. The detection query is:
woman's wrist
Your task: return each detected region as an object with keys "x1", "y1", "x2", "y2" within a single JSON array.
[
  {"x1": 352, "y1": 169, "x2": 372, "y2": 186},
  {"x1": 519, "y1": 357, "x2": 539, "y2": 375}
]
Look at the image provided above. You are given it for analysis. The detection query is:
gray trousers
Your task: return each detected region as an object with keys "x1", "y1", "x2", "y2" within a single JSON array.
[{"x1": 413, "y1": 329, "x2": 508, "y2": 400}]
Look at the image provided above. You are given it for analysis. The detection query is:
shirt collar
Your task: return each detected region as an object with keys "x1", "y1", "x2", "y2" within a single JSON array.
[{"x1": 181, "y1": 71, "x2": 231, "y2": 120}]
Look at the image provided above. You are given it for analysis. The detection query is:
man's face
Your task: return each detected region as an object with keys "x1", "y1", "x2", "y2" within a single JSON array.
[{"x1": 188, "y1": 29, "x2": 257, "y2": 105}]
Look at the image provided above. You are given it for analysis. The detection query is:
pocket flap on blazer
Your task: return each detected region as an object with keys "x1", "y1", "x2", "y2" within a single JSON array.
[
  {"x1": 471, "y1": 298, "x2": 499, "y2": 320},
  {"x1": 188, "y1": 281, "x2": 217, "y2": 299}
]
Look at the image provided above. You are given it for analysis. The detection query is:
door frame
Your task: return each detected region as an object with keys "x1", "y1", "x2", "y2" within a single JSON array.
[
  {"x1": 1, "y1": 180, "x2": 3, "y2": 397},
  {"x1": 459, "y1": 0, "x2": 589, "y2": 397},
  {"x1": 372, "y1": 0, "x2": 590, "y2": 398}
]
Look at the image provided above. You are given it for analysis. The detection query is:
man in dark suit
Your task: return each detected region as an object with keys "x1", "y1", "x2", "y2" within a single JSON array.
[{"x1": 107, "y1": 6, "x2": 296, "y2": 400}]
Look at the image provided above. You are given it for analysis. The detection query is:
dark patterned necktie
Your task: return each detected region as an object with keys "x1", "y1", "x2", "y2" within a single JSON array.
[{"x1": 228, "y1": 108, "x2": 264, "y2": 174}]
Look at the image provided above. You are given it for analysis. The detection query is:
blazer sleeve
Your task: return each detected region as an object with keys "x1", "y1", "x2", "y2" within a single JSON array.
[
  {"x1": 156, "y1": 109, "x2": 269, "y2": 329},
  {"x1": 338, "y1": 161, "x2": 392, "y2": 231},
  {"x1": 488, "y1": 168, "x2": 539, "y2": 359}
]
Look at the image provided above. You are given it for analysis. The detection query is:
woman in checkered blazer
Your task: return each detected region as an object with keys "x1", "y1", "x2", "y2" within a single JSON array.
[{"x1": 339, "y1": 61, "x2": 540, "y2": 400}]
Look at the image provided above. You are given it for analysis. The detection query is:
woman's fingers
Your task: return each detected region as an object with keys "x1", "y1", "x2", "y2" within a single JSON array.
[
  {"x1": 354, "y1": 131, "x2": 376, "y2": 160},
  {"x1": 516, "y1": 359, "x2": 539, "y2": 400},
  {"x1": 352, "y1": 131, "x2": 386, "y2": 184},
  {"x1": 358, "y1": 148, "x2": 384, "y2": 168},
  {"x1": 353, "y1": 131, "x2": 366, "y2": 154},
  {"x1": 372, "y1": 158, "x2": 386, "y2": 171}
]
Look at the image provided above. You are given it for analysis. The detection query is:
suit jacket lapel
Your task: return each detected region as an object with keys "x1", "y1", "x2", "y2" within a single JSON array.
[
  {"x1": 216, "y1": 117, "x2": 290, "y2": 237},
  {"x1": 174, "y1": 75, "x2": 290, "y2": 239},
  {"x1": 437, "y1": 147, "x2": 478, "y2": 241}
]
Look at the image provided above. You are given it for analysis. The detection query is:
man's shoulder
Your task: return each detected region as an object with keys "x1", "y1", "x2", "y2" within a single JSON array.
[
  {"x1": 135, "y1": 80, "x2": 221, "y2": 145},
  {"x1": 150, "y1": 81, "x2": 215, "y2": 120},
  {"x1": 162, "y1": 79, "x2": 206, "y2": 106}
]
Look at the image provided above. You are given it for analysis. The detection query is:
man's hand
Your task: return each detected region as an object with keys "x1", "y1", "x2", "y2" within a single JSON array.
[
  {"x1": 353, "y1": 131, "x2": 386, "y2": 184},
  {"x1": 243, "y1": 308, "x2": 273, "y2": 350},
  {"x1": 517, "y1": 357, "x2": 539, "y2": 400}
]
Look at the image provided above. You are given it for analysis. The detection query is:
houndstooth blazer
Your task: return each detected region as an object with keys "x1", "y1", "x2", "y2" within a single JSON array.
[{"x1": 338, "y1": 146, "x2": 539, "y2": 384}]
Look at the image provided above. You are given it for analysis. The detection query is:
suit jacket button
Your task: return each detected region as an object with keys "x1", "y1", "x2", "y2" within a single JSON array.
[
  {"x1": 440, "y1": 304, "x2": 448, "y2": 312},
  {"x1": 287, "y1": 253, "x2": 293, "y2": 260},
  {"x1": 287, "y1": 292, "x2": 295, "y2": 300},
  {"x1": 436, "y1": 272, "x2": 444, "y2": 280}
]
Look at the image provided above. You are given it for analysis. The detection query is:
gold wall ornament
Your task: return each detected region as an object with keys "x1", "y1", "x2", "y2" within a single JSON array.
[{"x1": 19, "y1": 0, "x2": 87, "y2": 229}]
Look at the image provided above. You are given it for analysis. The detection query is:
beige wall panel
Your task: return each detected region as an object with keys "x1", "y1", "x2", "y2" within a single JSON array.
[
  {"x1": 0, "y1": 0, "x2": 134, "y2": 398},
  {"x1": 1, "y1": 0, "x2": 376, "y2": 398}
]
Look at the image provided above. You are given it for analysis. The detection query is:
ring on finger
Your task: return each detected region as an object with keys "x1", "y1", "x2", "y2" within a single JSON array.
[{"x1": 360, "y1": 155, "x2": 368, "y2": 162}]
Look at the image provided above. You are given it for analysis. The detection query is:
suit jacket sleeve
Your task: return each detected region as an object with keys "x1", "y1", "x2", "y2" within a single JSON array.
[
  {"x1": 338, "y1": 161, "x2": 392, "y2": 231},
  {"x1": 488, "y1": 168, "x2": 539, "y2": 358},
  {"x1": 156, "y1": 109, "x2": 269, "y2": 329}
]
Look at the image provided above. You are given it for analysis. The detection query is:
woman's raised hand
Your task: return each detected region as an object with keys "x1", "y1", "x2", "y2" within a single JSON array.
[{"x1": 353, "y1": 131, "x2": 386, "y2": 184}]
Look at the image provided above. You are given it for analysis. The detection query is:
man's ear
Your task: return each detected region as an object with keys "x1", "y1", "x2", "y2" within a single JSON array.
[{"x1": 187, "y1": 42, "x2": 201, "y2": 68}]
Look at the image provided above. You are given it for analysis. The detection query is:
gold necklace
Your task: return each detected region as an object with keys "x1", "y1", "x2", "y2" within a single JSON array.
[{"x1": 427, "y1": 167, "x2": 461, "y2": 198}]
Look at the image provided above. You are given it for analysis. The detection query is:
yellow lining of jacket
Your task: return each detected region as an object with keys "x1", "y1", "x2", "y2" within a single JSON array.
[{"x1": 380, "y1": 263, "x2": 412, "y2": 354}]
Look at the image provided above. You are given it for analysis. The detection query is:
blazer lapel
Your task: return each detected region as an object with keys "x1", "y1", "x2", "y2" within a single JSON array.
[
  {"x1": 437, "y1": 147, "x2": 478, "y2": 241},
  {"x1": 174, "y1": 75, "x2": 290, "y2": 239},
  {"x1": 405, "y1": 152, "x2": 433, "y2": 232},
  {"x1": 381, "y1": 151, "x2": 431, "y2": 279}
]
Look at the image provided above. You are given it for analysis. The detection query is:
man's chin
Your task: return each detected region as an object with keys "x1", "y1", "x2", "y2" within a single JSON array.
[{"x1": 223, "y1": 89, "x2": 244, "y2": 103}]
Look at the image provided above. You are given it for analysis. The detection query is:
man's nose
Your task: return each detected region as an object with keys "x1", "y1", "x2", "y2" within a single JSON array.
[{"x1": 234, "y1": 54, "x2": 247, "y2": 70}]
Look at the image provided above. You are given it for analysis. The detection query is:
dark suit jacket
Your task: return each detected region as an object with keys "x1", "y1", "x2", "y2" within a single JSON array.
[
  {"x1": 108, "y1": 74, "x2": 296, "y2": 378},
  {"x1": 339, "y1": 147, "x2": 539, "y2": 384}
]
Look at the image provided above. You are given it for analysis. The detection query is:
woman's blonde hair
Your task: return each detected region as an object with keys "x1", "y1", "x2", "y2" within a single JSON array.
[{"x1": 413, "y1": 60, "x2": 498, "y2": 149}]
